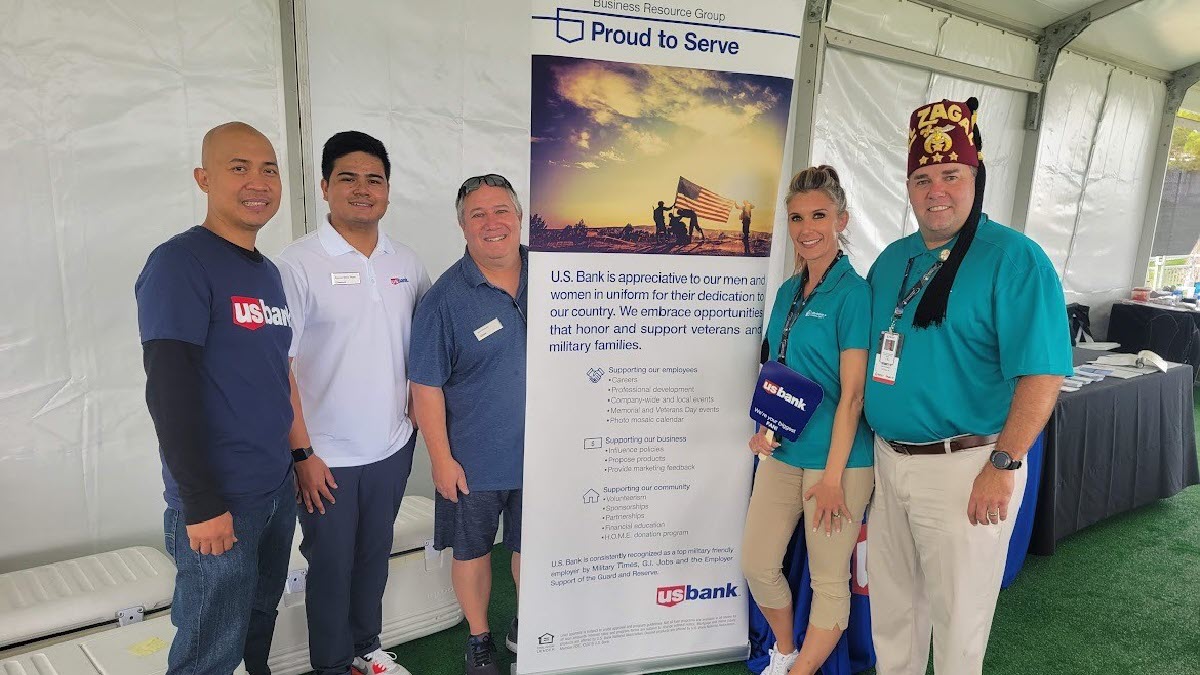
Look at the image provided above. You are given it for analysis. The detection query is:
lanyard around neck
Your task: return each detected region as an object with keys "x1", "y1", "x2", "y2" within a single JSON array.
[
  {"x1": 890, "y1": 248, "x2": 949, "y2": 332},
  {"x1": 777, "y1": 251, "x2": 844, "y2": 365}
]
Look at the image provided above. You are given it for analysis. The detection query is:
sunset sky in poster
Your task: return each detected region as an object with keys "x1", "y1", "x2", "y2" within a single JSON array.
[{"x1": 530, "y1": 55, "x2": 792, "y2": 232}]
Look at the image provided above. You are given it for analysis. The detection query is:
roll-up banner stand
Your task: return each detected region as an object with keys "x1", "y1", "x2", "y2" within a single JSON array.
[{"x1": 519, "y1": 2, "x2": 803, "y2": 673}]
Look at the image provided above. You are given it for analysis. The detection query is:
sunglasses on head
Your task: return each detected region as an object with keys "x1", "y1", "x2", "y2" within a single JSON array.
[{"x1": 457, "y1": 173, "x2": 513, "y2": 200}]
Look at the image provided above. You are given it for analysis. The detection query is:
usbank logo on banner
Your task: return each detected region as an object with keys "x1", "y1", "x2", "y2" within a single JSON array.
[{"x1": 655, "y1": 582, "x2": 739, "y2": 608}]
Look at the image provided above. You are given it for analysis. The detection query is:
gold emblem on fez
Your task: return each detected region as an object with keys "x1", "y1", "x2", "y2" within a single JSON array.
[{"x1": 923, "y1": 125, "x2": 955, "y2": 154}]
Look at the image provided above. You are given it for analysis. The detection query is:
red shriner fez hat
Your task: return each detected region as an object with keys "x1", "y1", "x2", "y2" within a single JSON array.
[{"x1": 907, "y1": 99, "x2": 980, "y2": 176}]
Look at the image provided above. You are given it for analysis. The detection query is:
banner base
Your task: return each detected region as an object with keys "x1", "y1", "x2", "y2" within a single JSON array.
[{"x1": 512, "y1": 642, "x2": 749, "y2": 675}]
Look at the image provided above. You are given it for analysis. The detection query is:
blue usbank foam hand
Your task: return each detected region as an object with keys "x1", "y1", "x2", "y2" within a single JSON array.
[{"x1": 749, "y1": 360, "x2": 824, "y2": 443}]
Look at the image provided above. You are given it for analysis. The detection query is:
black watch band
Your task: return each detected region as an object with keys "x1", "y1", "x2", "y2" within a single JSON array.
[{"x1": 291, "y1": 446, "x2": 314, "y2": 463}]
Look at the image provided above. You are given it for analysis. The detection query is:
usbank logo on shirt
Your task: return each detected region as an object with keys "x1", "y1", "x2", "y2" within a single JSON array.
[
  {"x1": 231, "y1": 296, "x2": 291, "y2": 331},
  {"x1": 762, "y1": 379, "x2": 806, "y2": 411},
  {"x1": 655, "y1": 582, "x2": 739, "y2": 608}
]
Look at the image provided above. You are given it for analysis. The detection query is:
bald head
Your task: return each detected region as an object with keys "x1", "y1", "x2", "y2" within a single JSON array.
[
  {"x1": 201, "y1": 122, "x2": 274, "y2": 170},
  {"x1": 194, "y1": 122, "x2": 281, "y2": 236}
]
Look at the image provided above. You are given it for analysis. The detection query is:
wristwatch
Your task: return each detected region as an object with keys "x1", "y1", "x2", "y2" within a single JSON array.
[
  {"x1": 291, "y1": 446, "x2": 314, "y2": 463},
  {"x1": 989, "y1": 449, "x2": 1022, "y2": 471}
]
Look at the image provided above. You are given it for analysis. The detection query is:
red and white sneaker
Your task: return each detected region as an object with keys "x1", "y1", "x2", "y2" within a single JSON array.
[{"x1": 352, "y1": 649, "x2": 411, "y2": 675}]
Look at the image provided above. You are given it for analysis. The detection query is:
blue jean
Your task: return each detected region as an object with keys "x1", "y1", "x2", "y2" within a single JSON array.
[
  {"x1": 299, "y1": 438, "x2": 415, "y2": 675},
  {"x1": 165, "y1": 474, "x2": 297, "y2": 675}
]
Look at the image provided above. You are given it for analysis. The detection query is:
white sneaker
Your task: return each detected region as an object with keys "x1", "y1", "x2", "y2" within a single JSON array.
[
  {"x1": 763, "y1": 643, "x2": 799, "y2": 675},
  {"x1": 352, "y1": 649, "x2": 411, "y2": 675}
]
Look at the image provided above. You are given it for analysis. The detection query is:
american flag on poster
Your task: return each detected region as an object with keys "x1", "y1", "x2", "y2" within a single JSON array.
[{"x1": 674, "y1": 176, "x2": 735, "y2": 223}]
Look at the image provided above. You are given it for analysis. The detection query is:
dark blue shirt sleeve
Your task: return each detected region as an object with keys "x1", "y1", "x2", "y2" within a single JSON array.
[
  {"x1": 135, "y1": 243, "x2": 212, "y2": 346},
  {"x1": 409, "y1": 291, "x2": 455, "y2": 388},
  {"x1": 142, "y1": 339, "x2": 226, "y2": 524}
]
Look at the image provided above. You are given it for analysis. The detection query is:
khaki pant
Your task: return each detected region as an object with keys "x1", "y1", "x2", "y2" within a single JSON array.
[
  {"x1": 868, "y1": 435, "x2": 1027, "y2": 675},
  {"x1": 741, "y1": 455, "x2": 875, "y2": 630}
]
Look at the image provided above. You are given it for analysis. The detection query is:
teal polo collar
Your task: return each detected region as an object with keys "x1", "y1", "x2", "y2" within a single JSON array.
[{"x1": 808, "y1": 252, "x2": 855, "y2": 296}]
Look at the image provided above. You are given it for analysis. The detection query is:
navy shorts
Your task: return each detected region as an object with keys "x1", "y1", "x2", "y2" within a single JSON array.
[{"x1": 434, "y1": 489, "x2": 522, "y2": 561}]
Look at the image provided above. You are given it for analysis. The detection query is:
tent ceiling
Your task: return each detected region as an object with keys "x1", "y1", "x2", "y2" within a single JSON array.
[
  {"x1": 919, "y1": 0, "x2": 1200, "y2": 76},
  {"x1": 1075, "y1": 0, "x2": 1200, "y2": 72},
  {"x1": 948, "y1": 0, "x2": 1098, "y2": 29}
]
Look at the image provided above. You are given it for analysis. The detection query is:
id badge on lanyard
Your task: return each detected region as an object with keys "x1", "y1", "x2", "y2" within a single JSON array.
[
  {"x1": 873, "y1": 249, "x2": 947, "y2": 386},
  {"x1": 872, "y1": 329, "x2": 903, "y2": 384}
]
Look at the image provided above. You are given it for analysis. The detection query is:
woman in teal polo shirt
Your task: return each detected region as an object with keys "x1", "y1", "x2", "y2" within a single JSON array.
[{"x1": 741, "y1": 166, "x2": 875, "y2": 675}]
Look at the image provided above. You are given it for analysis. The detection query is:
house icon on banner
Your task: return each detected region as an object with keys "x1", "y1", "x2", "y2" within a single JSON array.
[
  {"x1": 583, "y1": 489, "x2": 600, "y2": 504},
  {"x1": 539, "y1": 633, "x2": 555, "y2": 645}
]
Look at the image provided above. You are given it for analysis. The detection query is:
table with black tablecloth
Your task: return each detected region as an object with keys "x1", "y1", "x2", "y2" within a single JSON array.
[
  {"x1": 1029, "y1": 348, "x2": 1200, "y2": 555},
  {"x1": 1106, "y1": 300, "x2": 1200, "y2": 371}
]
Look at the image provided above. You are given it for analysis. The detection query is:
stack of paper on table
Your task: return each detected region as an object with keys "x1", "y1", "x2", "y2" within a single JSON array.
[{"x1": 1062, "y1": 366, "x2": 1108, "y2": 392}]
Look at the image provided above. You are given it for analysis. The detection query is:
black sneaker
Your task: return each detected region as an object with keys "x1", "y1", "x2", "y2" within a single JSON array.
[
  {"x1": 465, "y1": 633, "x2": 500, "y2": 675},
  {"x1": 505, "y1": 617, "x2": 518, "y2": 654}
]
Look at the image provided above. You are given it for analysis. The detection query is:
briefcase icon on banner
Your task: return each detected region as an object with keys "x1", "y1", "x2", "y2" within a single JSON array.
[{"x1": 749, "y1": 360, "x2": 824, "y2": 441}]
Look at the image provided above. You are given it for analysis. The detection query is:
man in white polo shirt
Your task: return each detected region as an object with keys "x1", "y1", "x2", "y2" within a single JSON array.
[{"x1": 277, "y1": 131, "x2": 430, "y2": 675}]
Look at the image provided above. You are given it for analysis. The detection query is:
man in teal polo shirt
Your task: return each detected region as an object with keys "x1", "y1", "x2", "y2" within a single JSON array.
[{"x1": 864, "y1": 98, "x2": 1072, "y2": 675}]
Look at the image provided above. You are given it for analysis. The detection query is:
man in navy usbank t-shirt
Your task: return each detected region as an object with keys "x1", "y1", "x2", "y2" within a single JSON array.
[{"x1": 135, "y1": 122, "x2": 296, "y2": 675}]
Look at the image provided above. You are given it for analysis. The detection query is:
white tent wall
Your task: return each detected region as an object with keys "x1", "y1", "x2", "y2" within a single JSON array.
[
  {"x1": 1025, "y1": 54, "x2": 1166, "y2": 336},
  {"x1": 300, "y1": 1, "x2": 531, "y2": 502},
  {"x1": 814, "y1": 0, "x2": 1037, "y2": 276},
  {"x1": 0, "y1": 0, "x2": 294, "y2": 572},
  {"x1": 811, "y1": 49, "x2": 928, "y2": 275}
]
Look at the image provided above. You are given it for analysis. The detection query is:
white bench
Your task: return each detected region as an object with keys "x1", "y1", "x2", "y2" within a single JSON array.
[
  {"x1": 0, "y1": 496, "x2": 461, "y2": 675},
  {"x1": 0, "y1": 546, "x2": 175, "y2": 652},
  {"x1": 0, "y1": 616, "x2": 248, "y2": 674}
]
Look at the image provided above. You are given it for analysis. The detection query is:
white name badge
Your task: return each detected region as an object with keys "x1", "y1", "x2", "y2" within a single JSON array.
[
  {"x1": 331, "y1": 272, "x2": 361, "y2": 286},
  {"x1": 872, "y1": 330, "x2": 902, "y2": 385},
  {"x1": 474, "y1": 318, "x2": 504, "y2": 341}
]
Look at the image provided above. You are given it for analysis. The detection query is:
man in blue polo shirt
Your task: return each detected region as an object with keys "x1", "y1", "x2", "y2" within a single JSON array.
[
  {"x1": 864, "y1": 98, "x2": 1072, "y2": 675},
  {"x1": 135, "y1": 122, "x2": 296, "y2": 675},
  {"x1": 410, "y1": 174, "x2": 527, "y2": 675}
]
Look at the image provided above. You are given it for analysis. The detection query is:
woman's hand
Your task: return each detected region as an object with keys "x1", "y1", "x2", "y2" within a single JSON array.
[
  {"x1": 748, "y1": 428, "x2": 780, "y2": 456},
  {"x1": 804, "y1": 477, "x2": 850, "y2": 535}
]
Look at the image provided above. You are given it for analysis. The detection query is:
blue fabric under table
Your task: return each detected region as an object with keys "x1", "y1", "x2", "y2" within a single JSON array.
[{"x1": 746, "y1": 435, "x2": 1044, "y2": 674}]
